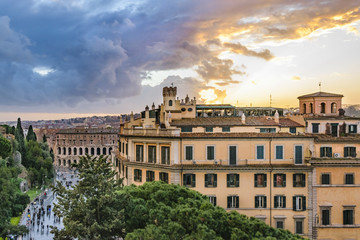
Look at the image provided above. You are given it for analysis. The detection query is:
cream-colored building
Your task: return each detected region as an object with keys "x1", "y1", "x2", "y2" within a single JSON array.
[{"x1": 113, "y1": 87, "x2": 360, "y2": 239}]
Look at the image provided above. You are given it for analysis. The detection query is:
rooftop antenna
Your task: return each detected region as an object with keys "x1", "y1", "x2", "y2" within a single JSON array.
[
  {"x1": 269, "y1": 94, "x2": 272, "y2": 107},
  {"x1": 171, "y1": 82, "x2": 174, "y2": 87},
  {"x1": 319, "y1": 82, "x2": 322, "y2": 92}
]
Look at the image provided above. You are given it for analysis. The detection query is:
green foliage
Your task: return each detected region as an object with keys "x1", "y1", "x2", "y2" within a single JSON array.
[
  {"x1": 51, "y1": 155, "x2": 126, "y2": 240},
  {"x1": 0, "y1": 125, "x2": 15, "y2": 135},
  {"x1": 0, "y1": 135, "x2": 12, "y2": 159},
  {"x1": 26, "y1": 125, "x2": 37, "y2": 142},
  {"x1": 121, "y1": 182, "x2": 303, "y2": 240}
]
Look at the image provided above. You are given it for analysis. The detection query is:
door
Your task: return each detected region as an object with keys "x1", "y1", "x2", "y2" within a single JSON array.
[
  {"x1": 295, "y1": 146, "x2": 303, "y2": 164},
  {"x1": 229, "y1": 146, "x2": 237, "y2": 165},
  {"x1": 331, "y1": 124, "x2": 338, "y2": 137}
]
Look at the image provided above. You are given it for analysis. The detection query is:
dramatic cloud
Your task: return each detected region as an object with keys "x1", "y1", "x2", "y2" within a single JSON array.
[
  {"x1": 0, "y1": 0, "x2": 359, "y2": 114},
  {"x1": 292, "y1": 76, "x2": 301, "y2": 81}
]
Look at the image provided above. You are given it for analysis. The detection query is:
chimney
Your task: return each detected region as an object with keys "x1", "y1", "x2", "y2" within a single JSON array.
[
  {"x1": 152, "y1": 102, "x2": 155, "y2": 110},
  {"x1": 145, "y1": 105, "x2": 149, "y2": 119},
  {"x1": 241, "y1": 113, "x2": 246, "y2": 124},
  {"x1": 274, "y1": 110, "x2": 279, "y2": 123}
]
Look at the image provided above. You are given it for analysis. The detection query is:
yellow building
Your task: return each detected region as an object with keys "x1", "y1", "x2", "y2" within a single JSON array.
[{"x1": 114, "y1": 87, "x2": 360, "y2": 239}]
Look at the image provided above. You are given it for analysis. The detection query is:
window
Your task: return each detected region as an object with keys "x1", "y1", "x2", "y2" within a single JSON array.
[
  {"x1": 321, "y1": 173, "x2": 330, "y2": 184},
  {"x1": 183, "y1": 174, "x2": 196, "y2": 187},
  {"x1": 222, "y1": 126, "x2": 231, "y2": 132},
  {"x1": 134, "y1": 169, "x2": 142, "y2": 182},
  {"x1": 289, "y1": 127, "x2": 296, "y2": 134},
  {"x1": 310, "y1": 103, "x2": 313, "y2": 113},
  {"x1": 122, "y1": 142, "x2": 125, "y2": 153},
  {"x1": 344, "y1": 147, "x2": 356, "y2": 158},
  {"x1": 207, "y1": 146, "x2": 215, "y2": 160},
  {"x1": 321, "y1": 208, "x2": 331, "y2": 225},
  {"x1": 349, "y1": 125, "x2": 357, "y2": 134},
  {"x1": 255, "y1": 195, "x2": 267, "y2": 208},
  {"x1": 135, "y1": 145, "x2": 144, "y2": 162},
  {"x1": 205, "y1": 127, "x2": 213, "y2": 132},
  {"x1": 185, "y1": 146, "x2": 193, "y2": 160},
  {"x1": 205, "y1": 174, "x2": 217, "y2": 187},
  {"x1": 260, "y1": 128, "x2": 276, "y2": 133},
  {"x1": 254, "y1": 174, "x2": 267, "y2": 187},
  {"x1": 274, "y1": 174, "x2": 286, "y2": 187},
  {"x1": 208, "y1": 196, "x2": 217, "y2": 206},
  {"x1": 345, "y1": 173, "x2": 354, "y2": 184},
  {"x1": 275, "y1": 145, "x2": 283, "y2": 160},
  {"x1": 159, "y1": 172, "x2": 168, "y2": 183},
  {"x1": 303, "y1": 103, "x2": 306, "y2": 114},
  {"x1": 181, "y1": 126, "x2": 192, "y2": 132},
  {"x1": 312, "y1": 123, "x2": 320, "y2": 133},
  {"x1": 256, "y1": 145, "x2": 265, "y2": 160},
  {"x1": 321, "y1": 102, "x2": 326, "y2": 113},
  {"x1": 146, "y1": 170, "x2": 155, "y2": 182},
  {"x1": 126, "y1": 143, "x2": 128, "y2": 155},
  {"x1": 274, "y1": 195, "x2": 286, "y2": 208},
  {"x1": 331, "y1": 102, "x2": 337, "y2": 113},
  {"x1": 169, "y1": 100, "x2": 173, "y2": 106},
  {"x1": 148, "y1": 146, "x2": 156, "y2": 163},
  {"x1": 294, "y1": 145, "x2": 303, "y2": 164},
  {"x1": 293, "y1": 196, "x2": 306, "y2": 211},
  {"x1": 227, "y1": 196, "x2": 239, "y2": 208},
  {"x1": 229, "y1": 146, "x2": 237, "y2": 165},
  {"x1": 295, "y1": 220, "x2": 304, "y2": 234},
  {"x1": 320, "y1": 147, "x2": 332, "y2": 158},
  {"x1": 343, "y1": 208, "x2": 354, "y2": 225},
  {"x1": 161, "y1": 146, "x2": 170, "y2": 165},
  {"x1": 276, "y1": 220, "x2": 284, "y2": 229},
  {"x1": 227, "y1": 174, "x2": 239, "y2": 187},
  {"x1": 293, "y1": 174, "x2": 306, "y2": 187}
]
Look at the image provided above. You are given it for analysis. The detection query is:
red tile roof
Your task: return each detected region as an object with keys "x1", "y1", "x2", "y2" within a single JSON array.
[{"x1": 298, "y1": 91, "x2": 343, "y2": 98}]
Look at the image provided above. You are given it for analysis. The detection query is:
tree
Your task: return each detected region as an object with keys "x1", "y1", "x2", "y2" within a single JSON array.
[
  {"x1": 26, "y1": 125, "x2": 37, "y2": 142},
  {"x1": 0, "y1": 135, "x2": 12, "y2": 159},
  {"x1": 122, "y1": 182, "x2": 303, "y2": 240},
  {"x1": 15, "y1": 118, "x2": 26, "y2": 166},
  {"x1": 51, "y1": 155, "x2": 126, "y2": 239}
]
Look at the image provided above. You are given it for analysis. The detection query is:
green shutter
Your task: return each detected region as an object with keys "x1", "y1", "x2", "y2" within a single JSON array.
[
  {"x1": 227, "y1": 174, "x2": 230, "y2": 187},
  {"x1": 293, "y1": 174, "x2": 296, "y2": 187},
  {"x1": 254, "y1": 174, "x2": 258, "y2": 187},
  {"x1": 205, "y1": 174, "x2": 208, "y2": 187},
  {"x1": 302, "y1": 196, "x2": 306, "y2": 211},
  {"x1": 283, "y1": 174, "x2": 286, "y2": 187},
  {"x1": 255, "y1": 196, "x2": 259, "y2": 208},
  {"x1": 235, "y1": 174, "x2": 239, "y2": 187},
  {"x1": 227, "y1": 196, "x2": 231, "y2": 208},
  {"x1": 235, "y1": 196, "x2": 239, "y2": 208},
  {"x1": 274, "y1": 196, "x2": 278, "y2": 208},
  {"x1": 264, "y1": 174, "x2": 267, "y2": 187},
  {"x1": 264, "y1": 196, "x2": 267, "y2": 208},
  {"x1": 293, "y1": 196, "x2": 296, "y2": 211},
  {"x1": 214, "y1": 197, "x2": 217, "y2": 206},
  {"x1": 214, "y1": 174, "x2": 217, "y2": 187},
  {"x1": 320, "y1": 147, "x2": 324, "y2": 157},
  {"x1": 192, "y1": 174, "x2": 196, "y2": 187},
  {"x1": 183, "y1": 174, "x2": 186, "y2": 186},
  {"x1": 139, "y1": 170, "x2": 142, "y2": 182},
  {"x1": 302, "y1": 174, "x2": 306, "y2": 187}
]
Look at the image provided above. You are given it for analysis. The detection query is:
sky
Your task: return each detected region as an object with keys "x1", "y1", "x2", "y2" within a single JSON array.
[{"x1": 1, "y1": 0, "x2": 360, "y2": 121}]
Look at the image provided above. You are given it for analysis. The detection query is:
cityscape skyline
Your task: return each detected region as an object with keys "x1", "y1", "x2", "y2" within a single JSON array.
[{"x1": 1, "y1": 1, "x2": 360, "y2": 121}]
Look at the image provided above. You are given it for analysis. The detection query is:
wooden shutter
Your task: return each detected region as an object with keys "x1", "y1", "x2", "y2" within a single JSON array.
[
  {"x1": 293, "y1": 174, "x2": 296, "y2": 187},
  {"x1": 302, "y1": 174, "x2": 306, "y2": 187},
  {"x1": 235, "y1": 196, "x2": 239, "y2": 208},
  {"x1": 254, "y1": 174, "x2": 258, "y2": 187},
  {"x1": 227, "y1": 174, "x2": 230, "y2": 187},
  {"x1": 282, "y1": 174, "x2": 286, "y2": 187},
  {"x1": 183, "y1": 174, "x2": 186, "y2": 186},
  {"x1": 146, "y1": 171, "x2": 149, "y2": 182},
  {"x1": 293, "y1": 196, "x2": 296, "y2": 211},
  {"x1": 320, "y1": 147, "x2": 325, "y2": 157},
  {"x1": 214, "y1": 197, "x2": 217, "y2": 206},
  {"x1": 302, "y1": 196, "x2": 306, "y2": 210},
  {"x1": 283, "y1": 196, "x2": 286, "y2": 208},
  {"x1": 139, "y1": 170, "x2": 142, "y2": 182},
  {"x1": 204, "y1": 174, "x2": 208, "y2": 187},
  {"x1": 192, "y1": 174, "x2": 196, "y2": 187},
  {"x1": 273, "y1": 174, "x2": 276, "y2": 187},
  {"x1": 235, "y1": 174, "x2": 239, "y2": 187},
  {"x1": 255, "y1": 196, "x2": 259, "y2": 208},
  {"x1": 264, "y1": 174, "x2": 267, "y2": 187},
  {"x1": 227, "y1": 196, "x2": 231, "y2": 208},
  {"x1": 264, "y1": 196, "x2": 267, "y2": 208},
  {"x1": 274, "y1": 196, "x2": 278, "y2": 208},
  {"x1": 214, "y1": 174, "x2": 217, "y2": 187}
]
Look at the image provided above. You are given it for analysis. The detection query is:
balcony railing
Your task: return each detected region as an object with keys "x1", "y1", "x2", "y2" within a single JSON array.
[{"x1": 122, "y1": 128, "x2": 180, "y2": 137}]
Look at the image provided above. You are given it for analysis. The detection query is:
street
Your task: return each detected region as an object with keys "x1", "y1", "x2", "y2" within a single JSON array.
[{"x1": 19, "y1": 167, "x2": 78, "y2": 240}]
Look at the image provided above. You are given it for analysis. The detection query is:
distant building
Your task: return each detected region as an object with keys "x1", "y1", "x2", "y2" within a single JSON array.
[
  {"x1": 114, "y1": 87, "x2": 360, "y2": 239},
  {"x1": 54, "y1": 128, "x2": 118, "y2": 167}
]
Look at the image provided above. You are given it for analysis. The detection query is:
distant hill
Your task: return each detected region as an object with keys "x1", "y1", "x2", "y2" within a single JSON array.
[{"x1": 343, "y1": 105, "x2": 360, "y2": 117}]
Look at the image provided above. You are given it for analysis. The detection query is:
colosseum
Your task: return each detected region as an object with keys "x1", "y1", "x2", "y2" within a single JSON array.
[{"x1": 54, "y1": 128, "x2": 119, "y2": 167}]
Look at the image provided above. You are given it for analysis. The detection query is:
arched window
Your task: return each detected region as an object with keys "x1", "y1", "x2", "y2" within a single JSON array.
[
  {"x1": 169, "y1": 100, "x2": 173, "y2": 106},
  {"x1": 91, "y1": 148, "x2": 95, "y2": 155},
  {"x1": 97, "y1": 147, "x2": 101, "y2": 155},
  {"x1": 63, "y1": 147, "x2": 66, "y2": 155},
  {"x1": 58, "y1": 159, "x2": 61, "y2": 166},
  {"x1": 68, "y1": 147, "x2": 72, "y2": 155},
  {"x1": 303, "y1": 103, "x2": 306, "y2": 114},
  {"x1": 109, "y1": 147, "x2": 113, "y2": 155},
  {"x1": 79, "y1": 148, "x2": 83, "y2": 155},
  {"x1": 74, "y1": 160, "x2": 77, "y2": 164},
  {"x1": 58, "y1": 147, "x2": 61, "y2": 155},
  {"x1": 103, "y1": 147, "x2": 107, "y2": 155},
  {"x1": 310, "y1": 103, "x2": 313, "y2": 113},
  {"x1": 74, "y1": 148, "x2": 77, "y2": 155},
  {"x1": 331, "y1": 102, "x2": 337, "y2": 113},
  {"x1": 68, "y1": 159, "x2": 71, "y2": 167},
  {"x1": 321, "y1": 103, "x2": 326, "y2": 113},
  {"x1": 85, "y1": 147, "x2": 89, "y2": 155},
  {"x1": 63, "y1": 159, "x2": 66, "y2": 166}
]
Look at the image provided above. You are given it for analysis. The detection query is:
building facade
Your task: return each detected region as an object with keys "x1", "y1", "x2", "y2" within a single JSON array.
[{"x1": 54, "y1": 128, "x2": 118, "y2": 167}]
